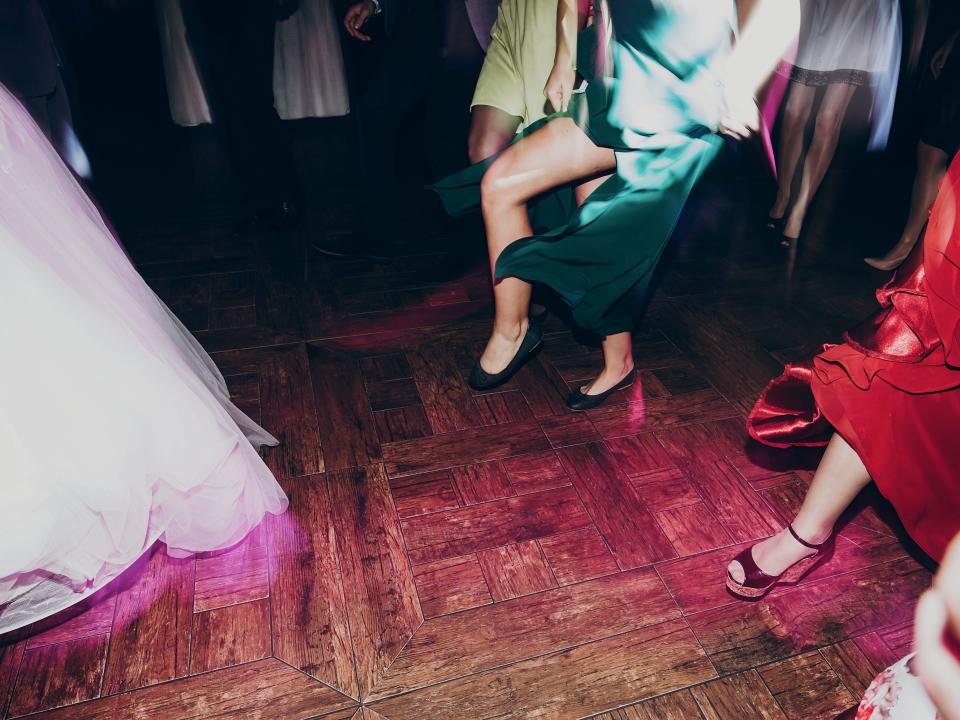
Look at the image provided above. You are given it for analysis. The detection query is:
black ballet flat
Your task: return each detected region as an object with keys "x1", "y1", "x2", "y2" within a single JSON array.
[
  {"x1": 766, "y1": 215, "x2": 784, "y2": 232},
  {"x1": 469, "y1": 323, "x2": 544, "y2": 391},
  {"x1": 566, "y1": 368, "x2": 637, "y2": 411}
]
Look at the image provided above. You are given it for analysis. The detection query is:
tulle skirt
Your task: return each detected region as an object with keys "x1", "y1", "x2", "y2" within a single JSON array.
[{"x1": 0, "y1": 84, "x2": 288, "y2": 635}]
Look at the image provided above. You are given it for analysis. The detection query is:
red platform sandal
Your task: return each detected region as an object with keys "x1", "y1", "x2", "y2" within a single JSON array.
[{"x1": 726, "y1": 524, "x2": 834, "y2": 600}]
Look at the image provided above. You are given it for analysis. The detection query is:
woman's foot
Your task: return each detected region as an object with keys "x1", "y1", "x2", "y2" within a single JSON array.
[
  {"x1": 470, "y1": 321, "x2": 543, "y2": 391},
  {"x1": 580, "y1": 361, "x2": 635, "y2": 397},
  {"x1": 479, "y1": 321, "x2": 530, "y2": 375},
  {"x1": 566, "y1": 363, "x2": 636, "y2": 411},
  {"x1": 726, "y1": 523, "x2": 833, "y2": 599},
  {"x1": 864, "y1": 238, "x2": 917, "y2": 272}
]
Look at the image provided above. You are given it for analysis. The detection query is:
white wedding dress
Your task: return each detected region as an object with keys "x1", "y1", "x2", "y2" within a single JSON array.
[{"x1": 0, "y1": 84, "x2": 288, "y2": 635}]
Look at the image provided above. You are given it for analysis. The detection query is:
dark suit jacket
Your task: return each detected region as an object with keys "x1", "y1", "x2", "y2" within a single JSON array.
[
  {"x1": 0, "y1": 0, "x2": 60, "y2": 98},
  {"x1": 378, "y1": 0, "x2": 498, "y2": 49}
]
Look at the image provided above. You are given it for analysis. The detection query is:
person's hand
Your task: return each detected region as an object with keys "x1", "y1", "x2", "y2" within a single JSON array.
[
  {"x1": 544, "y1": 62, "x2": 576, "y2": 113},
  {"x1": 344, "y1": 0, "x2": 377, "y2": 42},
  {"x1": 718, "y1": 84, "x2": 760, "y2": 140},
  {"x1": 914, "y1": 534, "x2": 960, "y2": 720},
  {"x1": 931, "y1": 34, "x2": 957, "y2": 79}
]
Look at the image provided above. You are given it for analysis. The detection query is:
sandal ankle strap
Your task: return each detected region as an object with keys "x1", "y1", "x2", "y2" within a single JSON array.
[{"x1": 787, "y1": 523, "x2": 828, "y2": 549}]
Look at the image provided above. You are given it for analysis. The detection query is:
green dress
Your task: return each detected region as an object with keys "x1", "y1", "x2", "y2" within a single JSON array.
[{"x1": 433, "y1": 0, "x2": 736, "y2": 336}]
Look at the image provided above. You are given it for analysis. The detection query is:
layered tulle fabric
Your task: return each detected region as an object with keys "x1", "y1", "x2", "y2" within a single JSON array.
[
  {"x1": 749, "y1": 153, "x2": 960, "y2": 561},
  {"x1": 0, "y1": 84, "x2": 288, "y2": 634}
]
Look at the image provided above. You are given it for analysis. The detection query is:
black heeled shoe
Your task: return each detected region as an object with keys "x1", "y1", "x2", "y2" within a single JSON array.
[
  {"x1": 726, "y1": 523, "x2": 834, "y2": 600},
  {"x1": 469, "y1": 323, "x2": 544, "y2": 391},
  {"x1": 565, "y1": 368, "x2": 637, "y2": 411}
]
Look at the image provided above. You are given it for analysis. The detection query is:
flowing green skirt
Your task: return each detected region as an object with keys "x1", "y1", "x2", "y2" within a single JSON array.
[{"x1": 431, "y1": 34, "x2": 724, "y2": 337}]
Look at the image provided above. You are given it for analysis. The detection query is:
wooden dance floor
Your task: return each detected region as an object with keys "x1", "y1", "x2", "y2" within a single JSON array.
[{"x1": 0, "y1": 182, "x2": 932, "y2": 718}]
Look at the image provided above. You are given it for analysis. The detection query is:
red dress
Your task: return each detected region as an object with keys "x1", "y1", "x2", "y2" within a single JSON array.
[{"x1": 749, "y1": 154, "x2": 960, "y2": 563}]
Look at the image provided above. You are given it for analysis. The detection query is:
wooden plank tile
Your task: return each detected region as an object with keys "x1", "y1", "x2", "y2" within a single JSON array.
[
  {"x1": 389, "y1": 471, "x2": 462, "y2": 518},
  {"x1": 559, "y1": 443, "x2": 676, "y2": 568},
  {"x1": 652, "y1": 364, "x2": 712, "y2": 396},
  {"x1": 853, "y1": 632, "x2": 901, "y2": 671},
  {"x1": 0, "y1": 640, "x2": 27, "y2": 718},
  {"x1": 8, "y1": 634, "x2": 108, "y2": 717},
  {"x1": 878, "y1": 620, "x2": 914, "y2": 657},
  {"x1": 539, "y1": 527, "x2": 620, "y2": 585},
  {"x1": 216, "y1": 343, "x2": 324, "y2": 479},
  {"x1": 632, "y1": 467, "x2": 702, "y2": 512},
  {"x1": 729, "y1": 453, "x2": 811, "y2": 490},
  {"x1": 369, "y1": 569, "x2": 681, "y2": 701},
  {"x1": 268, "y1": 474, "x2": 356, "y2": 697},
  {"x1": 687, "y1": 460, "x2": 781, "y2": 543},
  {"x1": 370, "y1": 620, "x2": 715, "y2": 719},
  {"x1": 189, "y1": 599, "x2": 271, "y2": 675},
  {"x1": 659, "y1": 301, "x2": 785, "y2": 415},
  {"x1": 365, "y1": 378, "x2": 420, "y2": 411},
  {"x1": 309, "y1": 344, "x2": 379, "y2": 472},
  {"x1": 590, "y1": 690, "x2": 704, "y2": 719},
  {"x1": 478, "y1": 541, "x2": 558, "y2": 601},
  {"x1": 654, "y1": 421, "x2": 751, "y2": 472},
  {"x1": 25, "y1": 595, "x2": 117, "y2": 649},
  {"x1": 407, "y1": 343, "x2": 484, "y2": 433},
  {"x1": 515, "y1": 355, "x2": 570, "y2": 417},
  {"x1": 656, "y1": 503, "x2": 734, "y2": 556},
  {"x1": 28, "y1": 699, "x2": 117, "y2": 720},
  {"x1": 102, "y1": 549, "x2": 194, "y2": 694},
  {"x1": 758, "y1": 651, "x2": 857, "y2": 720},
  {"x1": 588, "y1": 389, "x2": 739, "y2": 439},
  {"x1": 382, "y1": 418, "x2": 550, "y2": 477},
  {"x1": 413, "y1": 555, "x2": 493, "y2": 618},
  {"x1": 539, "y1": 413, "x2": 600, "y2": 448},
  {"x1": 56, "y1": 659, "x2": 357, "y2": 720},
  {"x1": 475, "y1": 390, "x2": 533, "y2": 425},
  {"x1": 605, "y1": 434, "x2": 675, "y2": 476},
  {"x1": 194, "y1": 538, "x2": 269, "y2": 612},
  {"x1": 687, "y1": 557, "x2": 931, "y2": 674},
  {"x1": 501, "y1": 450, "x2": 570, "y2": 494},
  {"x1": 360, "y1": 353, "x2": 412, "y2": 383},
  {"x1": 373, "y1": 405, "x2": 431, "y2": 443},
  {"x1": 328, "y1": 465, "x2": 422, "y2": 696},
  {"x1": 690, "y1": 670, "x2": 787, "y2": 720},
  {"x1": 451, "y1": 461, "x2": 514, "y2": 504},
  {"x1": 820, "y1": 641, "x2": 884, "y2": 698},
  {"x1": 401, "y1": 486, "x2": 593, "y2": 565}
]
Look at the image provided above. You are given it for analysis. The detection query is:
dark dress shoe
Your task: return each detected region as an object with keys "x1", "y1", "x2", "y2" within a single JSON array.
[
  {"x1": 469, "y1": 323, "x2": 544, "y2": 391},
  {"x1": 566, "y1": 368, "x2": 637, "y2": 411}
]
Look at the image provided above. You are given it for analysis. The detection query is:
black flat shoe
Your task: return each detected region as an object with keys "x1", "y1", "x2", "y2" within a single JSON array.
[
  {"x1": 566, "y1": 368, "x2": 637, "y2": 411},
  {"x1": 766, "y1": 215, "x2": 784, "y2": 232},
  {"x1": 469, "y1": 323, "x2": 544, "y2": 391}
]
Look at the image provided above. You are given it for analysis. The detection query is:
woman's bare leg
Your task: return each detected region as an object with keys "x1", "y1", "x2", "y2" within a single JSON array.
[
  {"x1": 867, "y1": 141, "x2": 950, "y2": 265},
  {"x1": 769, "y1": 82, "x2": 815, "y2": 221},
  {"x1": 478, "y1": 117, "x2": 616, "y2": 373},
  {"x1": 783, "y1": 82, "x2": 857, "y2": 238},
  {"x1": 468, "y1": 105, "x2": 522, "y2": 164},
  {"x1": 728, "y1": 433, "x2": 871, "y2": 582},
  {"x1": 572, "y1": 174, "x2": 637, "y2": 396}
]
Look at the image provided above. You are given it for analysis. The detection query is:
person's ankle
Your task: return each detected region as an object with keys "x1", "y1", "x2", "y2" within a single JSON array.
[
  {"x1": 788, "y1": 519, "x2": 833, "y2": 546},
  {"x1": 492, "y1": 319, "x2": 528, "y2": 344}
]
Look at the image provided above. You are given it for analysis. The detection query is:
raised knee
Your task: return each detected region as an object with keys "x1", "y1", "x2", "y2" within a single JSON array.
[
  {"x1": 468, "y1": 134, "x2": 500, "y2": 165},
  {"x1": 480, "y1": 160, "x2": 514, "y2": 211}
]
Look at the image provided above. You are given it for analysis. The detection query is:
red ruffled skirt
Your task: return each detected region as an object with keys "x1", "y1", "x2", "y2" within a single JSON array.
[{"x1": 749, "y1": 155, "x2": 960, "y2": 562}]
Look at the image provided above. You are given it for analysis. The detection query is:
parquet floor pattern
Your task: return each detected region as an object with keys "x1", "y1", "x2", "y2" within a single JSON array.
[{"x1": 0, "y1": 194, "x2": 930, "y2": 719}]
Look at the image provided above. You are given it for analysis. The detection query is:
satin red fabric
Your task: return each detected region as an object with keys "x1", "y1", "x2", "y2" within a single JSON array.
[{"x1": 748, "y1": 155, "x2": 960, "y2": 562}]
